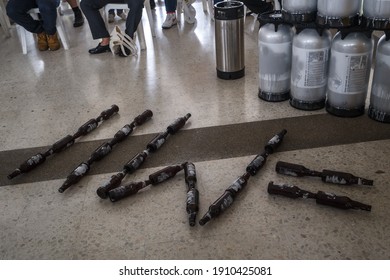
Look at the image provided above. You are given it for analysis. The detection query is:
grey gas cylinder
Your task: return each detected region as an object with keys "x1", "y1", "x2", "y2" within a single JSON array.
[
  {"x1": 326, "y1": 31, "x2": 374, "y2": 117},
  {"x1": 258, "y1": 13, "x2": 294, "y2": 102},
  {"x1": 290, "y1": 28, "x2": 332, "y2": 110},
  {"x1": 362, "y1": 0, "x2": 390, "y2": 30},
  {"x1": 282, "y1": 0, "x2": 317, "y2": 23},
  {"x1": 317, "y1": 0, "x2": 362, "y2": 28},
  {"x1": 368, "y1": 34, "x2": 390, "y2": 123}
]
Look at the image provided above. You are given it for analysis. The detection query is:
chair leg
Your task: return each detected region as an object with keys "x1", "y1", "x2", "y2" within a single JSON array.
[
  {"x1": 56, "y1": 9, "x2": 69, "y2": 49},
  {"x1": 144, "y1": 0, "x2": 156, "y2": 37},
  {"x1": 17, "y1": 25, "x2": 28, "y2": 54},
  {"x1": 176, "y1": 0, "x2": 183, "y2": 23},
  {"x1": 202, "y1": 0, "x2": 208, "y2": 13},
  {"x1": 136, "y1": 20, "x2": 146, "y2": 50},
  {"x1": 208, "y1": 0, "x2": 214, "y2": 21}
]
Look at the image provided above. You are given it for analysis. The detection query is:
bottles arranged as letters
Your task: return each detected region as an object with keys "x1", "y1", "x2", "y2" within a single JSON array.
[
  {"x1": 105, "y1": 161, "x2": 200, "y2": 227},
  {"x1": 199, "y1": 129, "x2": 288, "y2": 226},
  {"x1": 96, "y1": 113, "x2": 191, "y2": 199},
  {"x1": 199, "y1": 172, "x2": 251, "y2": 226},
  {"x1": 58, "y1": 110, "x2": 152, "y2": 193},
  {"x1": 275, "y1": 161, "x2": 374, "y2": 186},
  {"x1": 184, "y1": 162, "x2": 199, "y2": 227},
  {"x1": 268, "y1": 181, "x2": 372, "y2": 211},
  {"x1": 8, "y1": 105, "x2": 119, "y2": 180},
  {"x1": 108, "y1": 163, "x2": 186, "y2": 202},
  {"x1": 246, "y1": 129, "x2": 287, "y2": 176}
]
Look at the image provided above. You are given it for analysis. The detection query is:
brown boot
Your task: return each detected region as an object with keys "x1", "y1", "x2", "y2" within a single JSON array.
[
  {"x1": 47, "y1": 33, "x2": 60, "y2": 51},
  {"x1": 37, "y1": 32, "x2": 48, "y2": 51}
]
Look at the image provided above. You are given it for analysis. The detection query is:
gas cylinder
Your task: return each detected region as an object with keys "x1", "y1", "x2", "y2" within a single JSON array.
[
  {"x1": 290, "y1": 27, "x2": 332, "y2": 110},
  {"x1": 362, "y1": 0, "x2": 390, "y2": 30},
  {"x1": 326, "y1": 31, "x2": 373, "y2": 117},
  {"x1": 368, "y1": 34, "x2": 390, "y2": 123},
  {"x1": 258, "y1": 12, "x2": 294, "y2": 101},
  {"x1": 317, "y1": 0, "x2": 362, "y2": 28},
  {"x1": 282, "y1": 0, "x2": 317, "y2": 23}
]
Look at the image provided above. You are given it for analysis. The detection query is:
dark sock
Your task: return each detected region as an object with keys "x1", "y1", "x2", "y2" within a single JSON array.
[
  {"x1": 72, "y1": 7, "x2": 84, "y2": 27},
  {"x1": 72, "y1": 7, "x2": 82, "y2": 16}
]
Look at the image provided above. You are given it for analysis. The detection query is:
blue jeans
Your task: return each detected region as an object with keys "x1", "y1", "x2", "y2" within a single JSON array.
[
  {"x1": 81, "y1": 0, "x2": 144, "y2": 39},
  {"x1": 6, "y1": 0, "x2": 60, "y2": 35},
  {"x1": 164, "y1": 0, "x2": 177, "y2": 13}
]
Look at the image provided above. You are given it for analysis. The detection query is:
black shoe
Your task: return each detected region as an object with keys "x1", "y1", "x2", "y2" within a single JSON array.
[
  {"x1": 88, "y1": 43, "x2": 110, "y2": 54},
  {"x1": 73, "y1": 13, "x2": 84, "y2": 28},
  {"x1": 118, "y1": 46, "x2": 131, "y2": 57}
]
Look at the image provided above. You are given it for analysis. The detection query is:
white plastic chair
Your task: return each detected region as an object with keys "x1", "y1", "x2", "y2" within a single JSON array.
[
  {"x1": 103, "y1": 0, "x2": 156, "y2": 37},
  {"x1": 17, "y1": 6, "x2": 69, "y2": 54},
  {"x1": 0, "y1": 0, "x2": 11, "y2": 38},
  {"x1": 59, "y1": 0, "x2": 81, "y2": 15},
  {"x1": 201, "y1": 0, "x2": 207, "y2": 13},
  {"x1": 273, "y1": 0, "x2": 280, "y2": 10},
  {"x1": 103, "y1": 1, "x2": 155, "y2": 50},
  {"x1": 176, "y1": 0, "x2": 196, "y2": 23}
]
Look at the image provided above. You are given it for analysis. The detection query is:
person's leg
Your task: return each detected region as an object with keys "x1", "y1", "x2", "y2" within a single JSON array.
[
  {"x1": 6, "y1": 0, "x2": 51, "y2": 51},
  {"x1": 35, "y1": 0, "x2": 58, "y2": 35},
  {"x1": 6, "y1": 0, "x2": 43, "y2": 34},
  {"x1": 117, "y1": 8, "x2": 126, "y2": 20},
  {"x1": 165, "y1": 0, "x2": 177, "y2": 13},
  {"x1": 108, "y1": 8, "x2": 115, "y2": 23},
  {"x1": 162, "y1": 0, "x2": 177, "y2": 29},
  {"x1": 80, "y1": 0, "x2": 112, "y2": 40},
  {"x1": 80, "y1": 0, "x2": 123, "y2": 53},
  {"x1": 124, "y1": 0, "x2": 143, "y2": 38},
  {"x1": 65, "y1": 0, "x2": 84, "y2": 27},
  {"x1": 36, "y1": 0, "x2": 60, "y2": 50}
]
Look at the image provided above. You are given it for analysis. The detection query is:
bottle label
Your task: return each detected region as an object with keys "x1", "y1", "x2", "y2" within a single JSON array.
[
  {"x1": 292, "y1": 46, "x2": 329, "y2": 88},
  {"x1": 155, "y1": 138, "x2": 166, "y2": 149},
  {"x1": 97, "y1": 144, "x2": 112, "y2": 157},
  {"x1": 220, "y1": 195, "x2": 234, "y2": 211},
  {"x1": 121, "y1": 125, "x2": 132, "y2": 136},
  {"x1": 229, "y1": 178, "x2": 246, "y2": 193},
  {"x1": 259, "y1": 41, "x2": 292, "y2": 82},
  {"x1": 27, "y1": 154, "x2": 44, "y2": 166},
  {"x1": 186, "y1": 189, "x2": 196, "y2": 204},
  {"x1": 74, "y1": 163, "x2": 89, "y2": 176},
  {"x1": 328, "y1": 50, "x2": 370, "y2": 94},
  {"x1": 156, "y1": 172, "x2": 170, "y2": 183},
  {"x1": 252, "y1": 155, "x2": 266, "y2": 168},
  {"x1": 324, "y1": 175, "x2": 347, "y2": 184},
  {"x1": 87, "y1": 122, "x2": 98, "y2": 132}
]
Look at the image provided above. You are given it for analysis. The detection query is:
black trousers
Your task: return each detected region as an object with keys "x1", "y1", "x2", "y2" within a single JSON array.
[{"x1": 80, "y1": 0, "x2": 144, "y2": 39}]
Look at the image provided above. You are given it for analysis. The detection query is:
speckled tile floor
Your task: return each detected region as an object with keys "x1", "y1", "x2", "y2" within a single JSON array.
[{"x1": 0, "y1": 2, "x2": 389, "y2": 260}]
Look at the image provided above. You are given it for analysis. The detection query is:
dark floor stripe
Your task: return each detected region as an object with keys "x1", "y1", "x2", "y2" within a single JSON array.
[{"x1": 1, "y1": 113, "x2": 389, "y2": 187}]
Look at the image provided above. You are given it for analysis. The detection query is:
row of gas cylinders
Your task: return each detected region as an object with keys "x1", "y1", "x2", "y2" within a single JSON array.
[
  {"x1": 258, "y1": 2, "x2": 390, "y2": 123},
  {"x1": 282, "y1": 0, "x2": 390, "y2": 30}
]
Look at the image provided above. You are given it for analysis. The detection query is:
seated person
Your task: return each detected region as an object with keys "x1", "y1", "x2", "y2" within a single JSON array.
[
  {"x1": 65, "y1": 0, "x2": 84, "y2": 27},
  {"x1": 6, "y1": 0, "x2": 61, "y2": 51},
  {"x1": 80, "y1": 0, "x2": 144, "y2": 57}
]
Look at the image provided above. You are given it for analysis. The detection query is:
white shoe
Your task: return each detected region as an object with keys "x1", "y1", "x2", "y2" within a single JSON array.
[
  {"x1": 162, "y1": 13, "x2": 177, "y2": 29},
  {"x1": 118, "y1": 12, "x2": 127, "y2": 21},
  {"x1": 108, "y1": 14, "x2": 115, "y2": 23}
]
